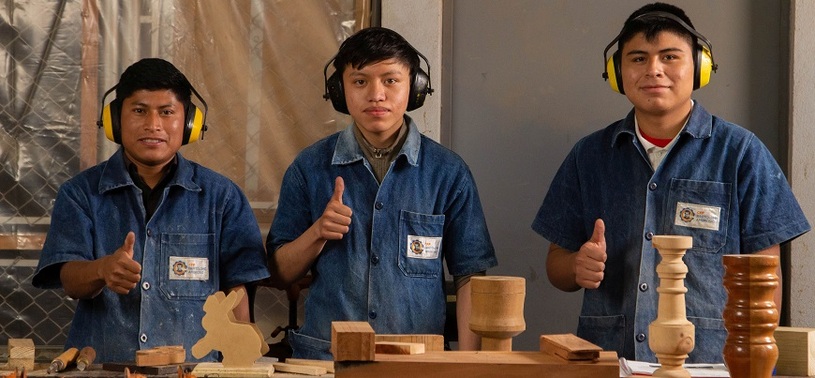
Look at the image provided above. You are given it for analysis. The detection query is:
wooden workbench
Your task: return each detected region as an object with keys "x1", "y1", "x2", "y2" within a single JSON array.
[{"x1": 0, "y1": 364, "x2": 334, "y2": 377}]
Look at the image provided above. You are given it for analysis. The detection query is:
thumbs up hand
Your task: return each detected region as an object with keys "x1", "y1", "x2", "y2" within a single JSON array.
[
  {"x1": 100, "y1": 231, "x2": 143, "y2": 295},
  {"x1": 574, "y1": 219, "x2": 607, "y2": 289},
  {"x1": 315, "y1": 176, "x2": 353, "y2": 240}
]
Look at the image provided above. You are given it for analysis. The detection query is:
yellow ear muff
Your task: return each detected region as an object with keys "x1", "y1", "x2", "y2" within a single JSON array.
[
  {"x1": 697, "y1": 45, "x2": 713, "y2": 89},
  {"x1": 186, "y1": 107, "x2": 206, "y2": 143},
  {"x1": 101, "y1": 104, "x2": 115, "y2": 142},
  {"x1": 606, "y1": 55, "x2": 622, "y2": 94}
]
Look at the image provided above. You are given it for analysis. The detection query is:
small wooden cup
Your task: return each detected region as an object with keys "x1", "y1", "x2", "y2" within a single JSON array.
[{"x1": 469, "y1": 276, "x2": 526, "y2": 351}]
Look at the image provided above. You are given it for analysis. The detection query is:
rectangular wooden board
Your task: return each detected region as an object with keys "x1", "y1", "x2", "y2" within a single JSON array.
[
  {"x1": 336, "y1": 350, "x2": 619, "y2": 378},
  {"x1": 375, "y1": 341, "x2": 425, "y2": 355},
  {"x1": 375, "y1": 334, "x2": 444, "y2": 352},
  {"x1": 285, "y1": 358, "x2": 336, "y2": 373},
  {"x1": 540, "y1": 334, "x2": 602, "y2": 361}
]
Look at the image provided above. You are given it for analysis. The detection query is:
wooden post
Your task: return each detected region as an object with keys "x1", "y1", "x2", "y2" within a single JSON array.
[
  {"x1": 649, "y1": 235, "x2": 694, "y2": 378},
  {"x1": 723, "y1": 254, "x2": 779, "y2": 378}
]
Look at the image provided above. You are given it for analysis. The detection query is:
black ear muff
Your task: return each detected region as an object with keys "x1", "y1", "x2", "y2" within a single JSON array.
[
  {"x1": 97, "y1": 84, "x2": 209, "y2": 145},
  {"x1": 324, "y1": 67, "x2": 348, "y2": 114},
  {"x1": 322, "y1": 45, "x2": 434, "y2": 115},
  {"x1": 601, "y1": 11, "x2": 717, "y2": 94},
  {"x1": 407, "y1": 64, "x2": 431, "y2": 111}
]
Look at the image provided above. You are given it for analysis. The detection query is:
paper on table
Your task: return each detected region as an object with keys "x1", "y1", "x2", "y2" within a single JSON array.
[{"x1": 619, "y1": 358, "x2": 730, "y2": 377}]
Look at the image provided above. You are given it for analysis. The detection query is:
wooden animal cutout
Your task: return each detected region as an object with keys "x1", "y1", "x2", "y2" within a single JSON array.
[{"x1": 191, "y1": 288, "x2": 269, "y2": 367}]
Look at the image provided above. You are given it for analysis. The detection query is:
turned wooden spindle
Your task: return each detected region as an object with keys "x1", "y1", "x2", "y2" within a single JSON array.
[
  {"x1": 722, "y1": 254, "x2": 779, "y2": 378},
  {"x1": 469, "y1": 276, "x2": 526, "y2": 351},
  {"x1": 649, "y1": 235, "x2": 695, "y2": 378}
]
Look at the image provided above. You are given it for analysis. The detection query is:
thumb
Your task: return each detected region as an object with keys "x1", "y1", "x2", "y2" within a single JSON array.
[
  {"x1": 332, "y1": 176, "x2": 345, "y2": 204},
  {"x1": 122, "y1": 231, "x2": 136, "y2": 259},
  {"x1": 590, "y1": 218, "x2": 605, "y2": 244}
]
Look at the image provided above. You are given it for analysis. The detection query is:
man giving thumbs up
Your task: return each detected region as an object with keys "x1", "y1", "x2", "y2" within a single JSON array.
[{"x1": 268, "y1": 27, "x2": 497, "y2": 361}]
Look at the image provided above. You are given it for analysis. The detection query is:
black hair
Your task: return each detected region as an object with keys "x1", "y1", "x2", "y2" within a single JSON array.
[
  {"x1": 332, "y1": 27, "x2": 420, "y2": 77},
  {"x1": 618, "y1": 2, "x2": 696, "y2": 50},
  {"x1": 115, "y1": 58, "x2": 193, "y2": 108}
]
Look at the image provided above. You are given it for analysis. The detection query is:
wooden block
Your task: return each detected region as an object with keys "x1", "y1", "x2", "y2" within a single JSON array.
[
  {"x1": 331, "y1": 321, "x2": 375, "y2": 361},
  {"x1": 285, "y1": 358, "x2": 335, "y2": 373},
  {"x1": 540, "y1": 334, "x2": 602, "y2": 361},
  {"x1": 775, "y1": 326, "x2": 815, "y2": 376},
  {"x1": 192, "y1": 362, "x2": 275, "y2": 377},
  {"x1": 7, "y1": 338, "x2": 35, "y2": 371},
  {"x1": 375, "y1": 334, "x2": 445, "y2": 352},
  {"x1": 135, "y1": 345, "x2": 186, "y2": 366},
  {"x1": 375, "y1": 341, "x2": 425, "y2": 355},
  {"x1": 272, "y1": 362, "x2": 328, "y2": 376}
]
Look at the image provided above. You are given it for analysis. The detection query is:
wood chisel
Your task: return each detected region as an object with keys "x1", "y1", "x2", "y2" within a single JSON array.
[
  {"x1": 48, "y1": 347, "x2": 79, "y2": 374},
  {"x1": 76, "y1": 346, "x2": 97, "y2": 371}
]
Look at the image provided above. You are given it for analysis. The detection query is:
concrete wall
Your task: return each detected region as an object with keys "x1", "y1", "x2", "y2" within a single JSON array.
[{"x1": 789, "y1": 0, "x2": 815, "y2": 328}]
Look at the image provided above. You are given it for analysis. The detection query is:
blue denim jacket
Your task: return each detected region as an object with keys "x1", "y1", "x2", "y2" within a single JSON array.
[
  {"x1": 32, "y1": 149, "x2": 270, "y2": 363},
  {"x1": 532, "y1": 102, "x2": 809, "y2": 363},
  {"x1": 268, "y1": 116, "x2": 498, "y2": 360}
]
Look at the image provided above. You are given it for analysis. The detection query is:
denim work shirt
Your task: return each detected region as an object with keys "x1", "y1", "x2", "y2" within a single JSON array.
[
  {"x1": 532, "y1": 102, "x2": 809, "y2": 363},
  {"x1": 32, "y1": 149, "x2": 270, "y2": 363},
  {"x1": 269, "y1": 116, "x2": 498, "y2": 360}
]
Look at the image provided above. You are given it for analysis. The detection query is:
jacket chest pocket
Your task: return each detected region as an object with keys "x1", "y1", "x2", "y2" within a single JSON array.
[
  {"x1": 665, "y1": 179, "x2": 731, "y2": 253},
  {"x1": 158, "y1": 233, "x2": 217, "y2": 300},
  {"x1": 398, "y1": 210, "x2": 445, "y2": 278}
]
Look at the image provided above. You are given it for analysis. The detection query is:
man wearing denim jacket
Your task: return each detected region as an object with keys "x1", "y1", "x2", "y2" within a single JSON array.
[
  {"x1": 531, "y1": 3, "x2": 809, "y2": 363},
  {"x1": 32, "y1": 58, "x2": 270, "y2": 363},
  {"x1": 267, "y1": 27, "x2": 497, "y2": 360}
]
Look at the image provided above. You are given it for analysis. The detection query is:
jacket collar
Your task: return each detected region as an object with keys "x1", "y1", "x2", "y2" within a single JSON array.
[
  {"x1": 98, "y1": 149, "x2": 201, "y2": 194},
  {"x1": 332, "y1": 115, "x2": 421, "y2": 167}
]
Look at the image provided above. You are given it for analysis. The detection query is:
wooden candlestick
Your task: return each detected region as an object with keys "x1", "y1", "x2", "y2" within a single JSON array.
[
  {"x1": 469, "y1": 276, "x2": 526, "y2": 351},
  {"x1": 722, "y1": 254, "x2": 779, "y2": 378},
  {"x1": 649, "y1": 235, "x2": 695, "y2": 378}
]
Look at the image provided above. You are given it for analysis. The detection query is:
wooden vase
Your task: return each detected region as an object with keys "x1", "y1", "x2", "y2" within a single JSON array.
[
  {"x1": 469, "y1": 276, "x2": 526, "y2": 351},
  {"x1": 649, "y1": 235, "x2": 695, "y2": 378},
  {"x1": 722, "y1": 254, "x2": 779, "y2": 378}
]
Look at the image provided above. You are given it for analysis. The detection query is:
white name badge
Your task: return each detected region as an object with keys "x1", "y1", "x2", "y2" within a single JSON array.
[
  {"x1": 674, "y1": 202, "x2": 721, "y2": 231},
  {"x1": 169, "y1": 256, "x2": 210, "y2": 280},
  {"x1": 406, "y1": 235, "x2": 441, "y2": 260}
]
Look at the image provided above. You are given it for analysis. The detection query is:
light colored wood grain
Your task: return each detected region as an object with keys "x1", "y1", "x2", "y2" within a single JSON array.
[
  {"x1": 375, "y1": 334, "x2": 444, "y2": 352},
  {"x1": 135, "y1": 346, "x2": 185, "y2": 367},
  {"x1": 272, "y1": 362, "x2": 327, "y2": 376},
  {"x1": 191, "y1": 289, "x2": 269, "y2": 367},
  {"x1": 331, "y1": 321, "x2": 375, "y2": 362},
  {"x1": 775, "y1": 326, "x2": 815, "y2": 376},
  {"x1": 284, "y1": 358, "x2": 335, "y2": 373},
  {"x1": 192, "y1": 362, "x2": 274, "y2": 377},
  {"x1": 375, "y1": 341, "x2": 425, "y2": 355},
  {"x1": 540, "y1": 334, "x2": 602, "y2": 361}
]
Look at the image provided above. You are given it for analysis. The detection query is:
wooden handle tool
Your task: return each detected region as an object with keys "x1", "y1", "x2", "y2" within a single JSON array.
[
  {"x1": 48, "y1": 347, "x2": 79, "y2": 374},
  {"x1": 76, "y1": 346, "x2": 97, "y2": 371}
]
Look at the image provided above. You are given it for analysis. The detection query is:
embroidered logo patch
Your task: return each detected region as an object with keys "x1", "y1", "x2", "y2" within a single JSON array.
[
  {"x1": 169, "y1": 256, "x2": 209, "y2": 280},
  {"x1": 406, "y1": 235, "x2": 441, "y2": 260},
  {"x1": 674, "y1": 202, "x2": 721, "y2": 231}
]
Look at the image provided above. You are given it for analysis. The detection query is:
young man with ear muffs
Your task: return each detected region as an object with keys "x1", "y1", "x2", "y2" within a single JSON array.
[
  {"x1": 531, "y1": 2, "x2": 809, "y2": 363},
  {"x1": 32, "y1": 58, "x2": 270, "y2": 363},
  {"x1": 267, "y1": 27, "x2": 497, "y2": 360}
]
